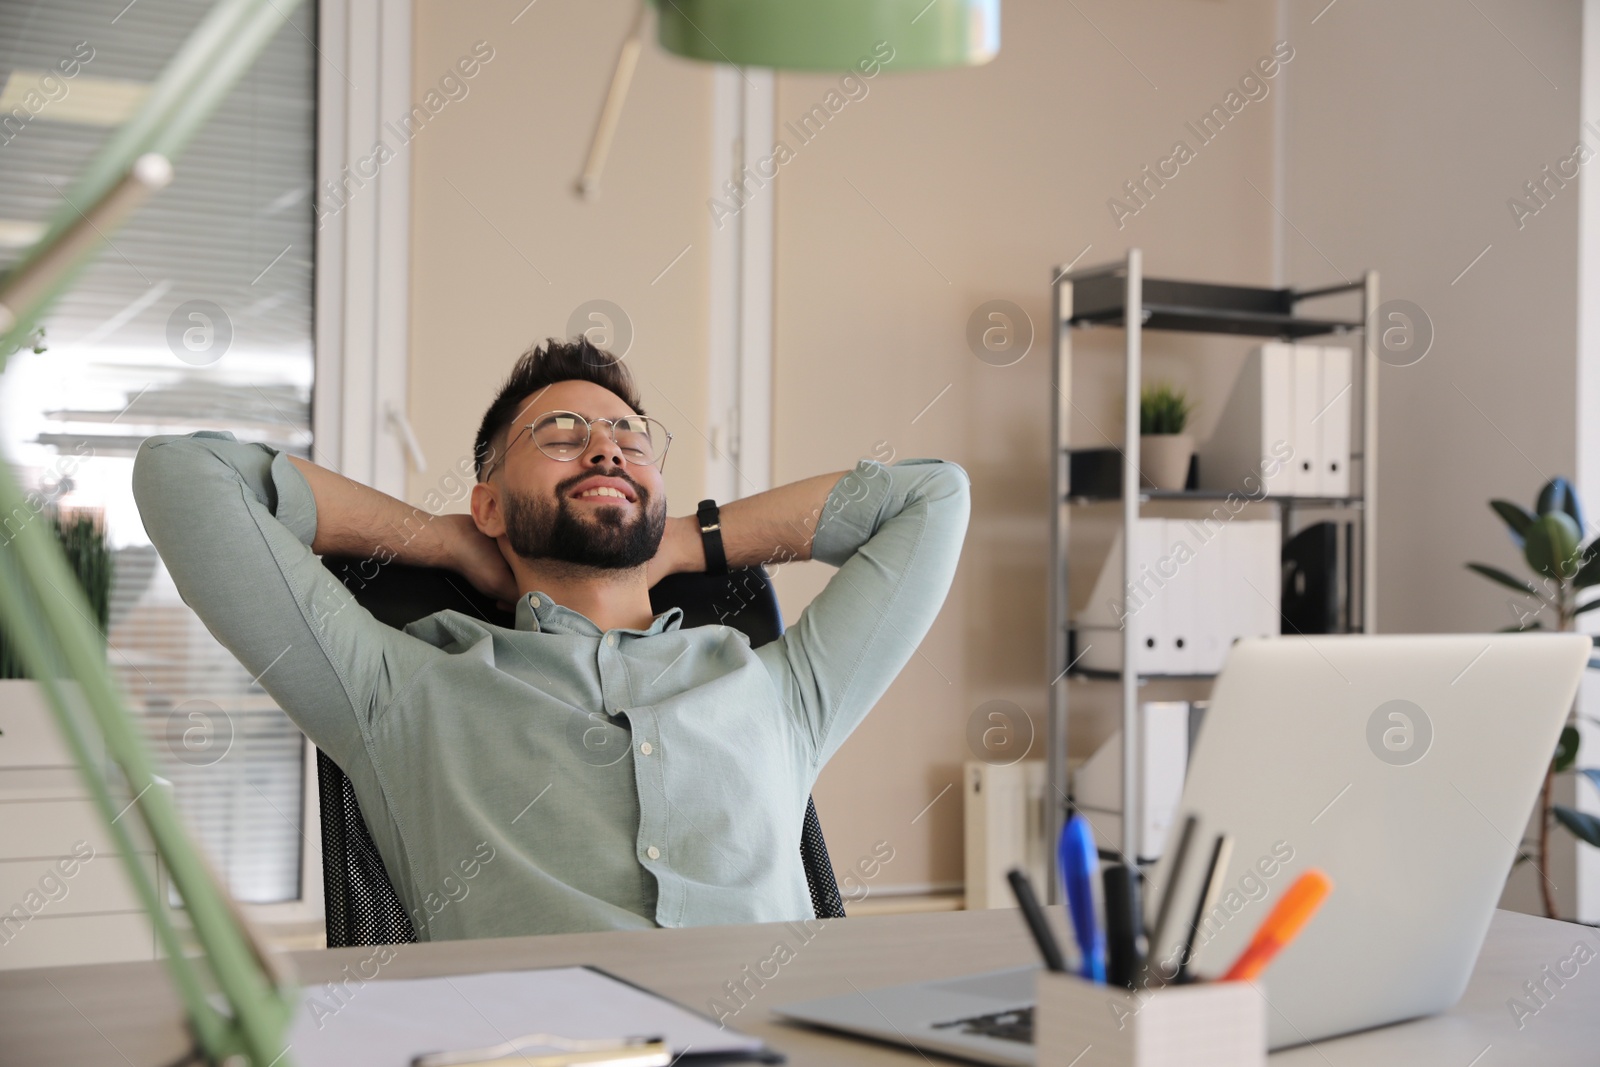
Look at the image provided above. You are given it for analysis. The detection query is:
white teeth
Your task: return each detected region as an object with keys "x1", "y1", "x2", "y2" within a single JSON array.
[{"x1": 578, "y1": 486, "x2": 627, "y2": 499}]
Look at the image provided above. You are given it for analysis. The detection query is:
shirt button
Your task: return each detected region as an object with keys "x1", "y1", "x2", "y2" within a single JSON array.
[
  {"x1": 605, "y1": 633, "x2": 616, "y2": 647},
  {"x1": 530, "y1": 596, "x2": 541, "y2": 608},
  {"x1": 639, "y1": 741, "x2": 652, "y2": 755},
  {"x1": 646, "y1": 846, "x2": 660, "y2": 860}
]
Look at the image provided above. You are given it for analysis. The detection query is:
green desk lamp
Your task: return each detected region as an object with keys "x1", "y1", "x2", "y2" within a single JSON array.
[
  {"x1": 0, "y1": 1, "x2": 308, "y2": 1063},
  {"x1": 578, "y1": 0, "x2": 1000, "y2": 196},
  {"x1": 655, "y1": 0, "x2": 1000, "y2": 70}
]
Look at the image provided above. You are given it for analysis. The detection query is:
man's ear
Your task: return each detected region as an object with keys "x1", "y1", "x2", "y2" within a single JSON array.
[{"x1": 469, "y1": 481, "x2": 505, "y2": 539}]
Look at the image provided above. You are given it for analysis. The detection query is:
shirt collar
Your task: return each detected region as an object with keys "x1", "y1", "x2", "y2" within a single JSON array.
[{"x1": 513, "y1": 590, "x2": 684, "y2": 637}]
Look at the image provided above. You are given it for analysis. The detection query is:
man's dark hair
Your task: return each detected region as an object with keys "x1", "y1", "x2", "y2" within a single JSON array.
[{"x1": 473, "y1": 336, "x2": 643, "y2": 480}]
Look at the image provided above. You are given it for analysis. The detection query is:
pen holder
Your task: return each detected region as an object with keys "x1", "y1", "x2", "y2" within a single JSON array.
[{"x1": 1034, "y1": 972, "x2": 1264, "y2": 1067}]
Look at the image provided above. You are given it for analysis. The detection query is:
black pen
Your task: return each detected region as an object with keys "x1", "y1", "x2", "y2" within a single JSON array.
[
  {"x1": 1102, "y1": 863, "x2": 1144, "y2": 989},
  {"x1": 1175, "y1": 833, "x2": 1232, "y2": 984},
  {"x1": 1006, "y1": 868, "x2": 1067, "y2": 973},
  {"x1": 1148, "y1": 814, "x2": 1198, "y2": 976}
]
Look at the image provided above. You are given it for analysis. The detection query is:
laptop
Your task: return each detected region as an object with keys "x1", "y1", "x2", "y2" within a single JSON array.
[{"x1": 772, "y1": 633, "x2": 1591, "y2": 1063}]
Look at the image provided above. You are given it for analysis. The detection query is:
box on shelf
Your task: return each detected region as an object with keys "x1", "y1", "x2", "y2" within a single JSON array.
[{"x1": 1068, "y1": 448, "x2": 1197, "y2": 497}]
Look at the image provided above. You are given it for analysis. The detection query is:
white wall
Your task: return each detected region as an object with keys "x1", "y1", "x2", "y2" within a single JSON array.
[{"x1": 1577, "y1": 0, "x2": 1600, "y2": 924}]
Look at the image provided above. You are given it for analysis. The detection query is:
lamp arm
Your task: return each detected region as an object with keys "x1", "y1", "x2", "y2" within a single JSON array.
[{"x1": 576, "y1": 0, "x2": 651, "y2": 200}]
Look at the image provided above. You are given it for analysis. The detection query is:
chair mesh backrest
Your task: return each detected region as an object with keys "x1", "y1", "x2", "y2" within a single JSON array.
[
  {"x1": 317, "y1": 560, "x2": 844, "y2": 947},
  {"x1": 317, "y1": 747, "x2": 416, "y2": 946}
]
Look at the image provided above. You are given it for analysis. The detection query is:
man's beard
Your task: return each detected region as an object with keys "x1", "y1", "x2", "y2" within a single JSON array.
[{"x1": 501, "y1": 473, "x2": 666, "y2": 570}]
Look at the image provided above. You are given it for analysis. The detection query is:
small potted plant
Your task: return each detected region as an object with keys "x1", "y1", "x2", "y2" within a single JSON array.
[{"x1": 1139, "y1": 381, "x2": 1195, "y2": 491}]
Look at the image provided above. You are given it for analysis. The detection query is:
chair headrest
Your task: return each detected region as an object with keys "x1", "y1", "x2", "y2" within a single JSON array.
[{"x1": 319, "y1": 559, "x2": 784, "y2": 648}]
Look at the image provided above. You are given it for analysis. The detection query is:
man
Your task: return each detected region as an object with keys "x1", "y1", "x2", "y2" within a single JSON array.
[{"x1": 132, "y1": 337, "x2": 969, "y2": 940}]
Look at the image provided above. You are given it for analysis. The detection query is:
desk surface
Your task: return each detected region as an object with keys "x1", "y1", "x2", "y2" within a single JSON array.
[{"x1": 0, "y1": 907, "x2": 1594, "y2": 1066}]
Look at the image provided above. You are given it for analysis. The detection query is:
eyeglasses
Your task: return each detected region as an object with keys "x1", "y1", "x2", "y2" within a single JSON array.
[{"x1": 484, "y1": 410, "x2": 673, "y2": 479}]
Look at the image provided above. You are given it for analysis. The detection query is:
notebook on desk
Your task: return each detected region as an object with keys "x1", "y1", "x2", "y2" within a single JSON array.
[{"x1": 286, "y1": 964, "x2": 782, "y2": 1066}]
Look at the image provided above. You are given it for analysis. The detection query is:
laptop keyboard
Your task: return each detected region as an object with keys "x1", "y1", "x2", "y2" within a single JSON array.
[{"x1": 930, "y1": 1005, "x2": 1035, "y2": 1044}]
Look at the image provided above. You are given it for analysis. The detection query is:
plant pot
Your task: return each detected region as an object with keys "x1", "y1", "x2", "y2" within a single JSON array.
[{"x1": 1140, "y1": 433, "x2": 1193, "y2": 491}]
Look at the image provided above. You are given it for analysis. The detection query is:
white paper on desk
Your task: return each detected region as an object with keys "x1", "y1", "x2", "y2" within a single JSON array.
[{"x1": 285, "y1": 964, "x2": 768, "y2": 1066}]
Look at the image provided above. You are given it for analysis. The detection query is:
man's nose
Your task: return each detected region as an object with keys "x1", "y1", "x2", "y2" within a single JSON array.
[{"x1": 585, "y1": 424, "x2": 626, "y2": 466}]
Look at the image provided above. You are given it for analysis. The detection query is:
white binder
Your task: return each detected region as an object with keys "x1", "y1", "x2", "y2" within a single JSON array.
[
  {"x1": 1212, "y1": 517, "x2": 1282, "y2": 654},
  {"x1": 1318, "y1": 345, "x2": 1353, "y2": 497},
  {"x1": 1162, "y1": 518, "x2": 1199, "y2": 675},
  {"x1": 1219, "y1": 519, "x2": 1248, "y2": 651},
  {"x1": 1071, "y1": 701, "x2": 1192, "y2": 860},
  {"x1": 1078, "y1": 517, "x2": 1282, "y2": 677},
  {"x1": 1075, "y1": 518, "x2": 1168, "y2": 674},
  {"x1": 1290, "y1": 344, "x2": 1322, "y2": 495},
  {"x1": 1198, "y1": 343, "x2": 1294, "y2": 496},
  {"x1": 1240, "y1": 519, "x2": 1282, "y2": 640},
  {"x1": 1187, "y1": 517, "x2": 1230, "y2": 674}
]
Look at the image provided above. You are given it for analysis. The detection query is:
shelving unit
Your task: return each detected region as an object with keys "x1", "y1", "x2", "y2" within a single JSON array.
[{"x1": 1045, "y1": 249, "x2": 1377, "y2": 899}]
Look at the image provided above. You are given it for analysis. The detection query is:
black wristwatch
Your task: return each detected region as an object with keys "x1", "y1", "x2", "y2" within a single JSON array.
[{"x1": 696, "y1": 498, "x2": 727, "y2": 575}]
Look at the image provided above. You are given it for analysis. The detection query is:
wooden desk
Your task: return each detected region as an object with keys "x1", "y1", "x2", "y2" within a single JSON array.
[{"x1": 1, "y1": 907, "x2": 1595, "y2": 1065}]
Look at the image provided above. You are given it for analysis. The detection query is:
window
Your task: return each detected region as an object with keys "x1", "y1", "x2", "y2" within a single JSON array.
[{"x1": 0, "y1": 0, "x2": 317, "y2": 904}]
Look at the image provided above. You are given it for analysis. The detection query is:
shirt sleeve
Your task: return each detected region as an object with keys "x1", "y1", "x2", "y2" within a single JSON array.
[
  {"x1": 130, "y1": 431, "x2": 437, "y2": 769},
  {"x1": 756, "y1": 458, "x2": 971, "y2": 768}
]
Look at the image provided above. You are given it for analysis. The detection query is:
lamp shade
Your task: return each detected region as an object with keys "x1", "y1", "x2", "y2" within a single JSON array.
[{"x1": 653, "y1": 0, "x2": 999, "y2": 71}]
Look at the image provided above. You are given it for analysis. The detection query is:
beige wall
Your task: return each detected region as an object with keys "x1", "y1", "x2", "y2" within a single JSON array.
[
  {"x1": 1283, "y1": 0, "x2": 1581, "y2": 636},
  {"x1": 407, "y1": 0, "x2": 1292, "y2": 895},
  {"x1": 1279, "y1": 0, "x2": 1585, "y2": 914},
  {"x1": 406, "y1": 0, "x2": 1591, "y2": 903},
  {"x1": 407, "y1": 0, "x2": 713, "y2": 510},
  {"x1": 769, "y1": 0, "x2": 1283, "y2": 892}
]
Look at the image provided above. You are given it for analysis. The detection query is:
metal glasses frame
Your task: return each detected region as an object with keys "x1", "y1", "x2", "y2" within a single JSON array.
[{"x1": 483, "y1": 409, "x2": 673, "y2": 479}]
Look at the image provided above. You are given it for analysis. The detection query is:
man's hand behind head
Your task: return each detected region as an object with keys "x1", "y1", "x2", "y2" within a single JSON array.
[{"x1": 441, "y1": 513, "x2": 519, "y2": 610}]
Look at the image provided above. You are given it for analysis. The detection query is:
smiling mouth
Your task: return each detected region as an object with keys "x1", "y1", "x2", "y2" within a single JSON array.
[{"x1": 573, "y1": 488, "x2": 633, "y2": 503}]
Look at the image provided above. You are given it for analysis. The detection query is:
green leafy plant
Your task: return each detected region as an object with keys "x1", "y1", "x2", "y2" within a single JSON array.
[
  {"x1": 1467, "y1": 476, "x2": 1600, "y2": 919},
  {"x1": 0, "y1": 508, "x2": 110, "y2": 679},
  {"x1": 1139, "y1": 381, "x2": 1194, "y2": 436},
  {"x1": 1469, "y1": 477, "x2": 1600, "y2": 632}
]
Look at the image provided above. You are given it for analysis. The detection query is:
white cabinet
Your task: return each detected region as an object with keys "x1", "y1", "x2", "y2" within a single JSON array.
[{"x1": 0, "y1": 680, "x2": 161, "y2": 970}]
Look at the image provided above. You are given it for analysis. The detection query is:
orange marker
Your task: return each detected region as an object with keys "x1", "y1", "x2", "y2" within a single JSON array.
[{"x1": 1221, "y1": 869, "x2": 1334, "y2": 982}]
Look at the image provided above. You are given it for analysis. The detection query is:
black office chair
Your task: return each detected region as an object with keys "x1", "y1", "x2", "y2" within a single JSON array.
[{"x1": 315, "y1": 557, "x2": 847, "y2": 947}]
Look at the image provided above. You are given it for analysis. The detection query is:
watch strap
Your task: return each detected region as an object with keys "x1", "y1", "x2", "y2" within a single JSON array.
[{"x1": 696, "y1": 498, "x2": 728, "y2": 575}]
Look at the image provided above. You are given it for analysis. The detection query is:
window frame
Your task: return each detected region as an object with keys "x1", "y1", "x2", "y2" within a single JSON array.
[{"x1": 239, "y1": 0, "x2": 414, "y2": 933}]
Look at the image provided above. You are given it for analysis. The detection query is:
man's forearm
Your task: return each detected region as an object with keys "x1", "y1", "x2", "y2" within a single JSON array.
[
  {"x1": 667, "y1": 470, "x2": 851, "y2": 574},
  {"x1": 286, "y1": 455, "x2": 457, "y2": 567}
]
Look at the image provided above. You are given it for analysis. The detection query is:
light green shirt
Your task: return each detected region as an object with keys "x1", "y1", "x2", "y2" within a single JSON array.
[{"x1": 132, "y1": 432, "x2": 969, "y2": 939}]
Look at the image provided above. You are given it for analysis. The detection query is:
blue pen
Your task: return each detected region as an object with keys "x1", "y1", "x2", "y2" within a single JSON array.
[{"x1": 1059, "y1": 814, "x2": 1107, "y2": 983}]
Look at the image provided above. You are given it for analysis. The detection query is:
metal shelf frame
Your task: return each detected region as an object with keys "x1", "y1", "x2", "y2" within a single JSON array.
[{"x1": 1044, "y1": 248, "x2": 1378, "y2": 900}]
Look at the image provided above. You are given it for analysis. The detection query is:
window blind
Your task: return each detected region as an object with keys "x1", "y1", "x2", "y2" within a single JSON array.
[{"x1": 0, "y1": 0, "x2": 317, "y2": 904}]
